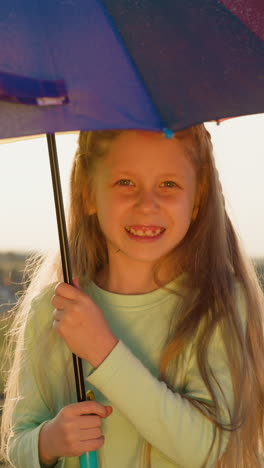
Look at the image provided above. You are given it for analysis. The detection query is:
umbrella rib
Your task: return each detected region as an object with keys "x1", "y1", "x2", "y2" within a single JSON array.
[{"x1": 98, "y1": 0, "x2": 164, "y2": 129}]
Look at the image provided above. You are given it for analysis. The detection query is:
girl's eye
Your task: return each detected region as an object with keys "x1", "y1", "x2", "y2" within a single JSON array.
[
  {"x1": 117, "y1": 179, "x2": 134, "y2": 186},
  {"x1": 160, "y1": 181, "x2": 177, "y2": 187}
]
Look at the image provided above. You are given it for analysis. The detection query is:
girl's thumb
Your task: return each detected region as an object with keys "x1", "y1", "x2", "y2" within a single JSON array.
[
  {"x1": 104, "y1": 406, "x2": 113, "y2": 417},
  {"x1": 73, "y1": 277, "x2": 80, "y2": 289}
]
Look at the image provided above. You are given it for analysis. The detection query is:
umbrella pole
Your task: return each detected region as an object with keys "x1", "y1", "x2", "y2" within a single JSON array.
[
  {"x1": 47, "y1": 133, "x2": 99, "y2": 468},
  {"x1": 46, "y1": 133, "x2": 86, "y2": 402}
]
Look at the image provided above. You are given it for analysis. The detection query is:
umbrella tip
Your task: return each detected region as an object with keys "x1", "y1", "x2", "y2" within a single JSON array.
[{"x1": 163, "y1": 128, "x2": 174, "y2": 139}]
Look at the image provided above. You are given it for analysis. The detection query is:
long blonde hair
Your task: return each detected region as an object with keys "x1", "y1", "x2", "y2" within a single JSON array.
[{"x1": 1, "y1": 126, "x2": 264, "y2": 467}]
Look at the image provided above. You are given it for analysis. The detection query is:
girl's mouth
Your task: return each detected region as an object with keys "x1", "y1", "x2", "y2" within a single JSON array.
[{"x1": 125, "y1": 225, "x2": 166, "y2": 238}]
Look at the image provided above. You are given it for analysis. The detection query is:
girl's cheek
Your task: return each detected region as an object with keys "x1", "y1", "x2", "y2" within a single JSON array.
[{"x1": 111, "y1": 194, "x2": 134, "y2": 206}]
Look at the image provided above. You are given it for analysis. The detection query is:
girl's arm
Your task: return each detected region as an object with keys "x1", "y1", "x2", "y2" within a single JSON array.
[
  {"x1": 7, "y1": 288, "x2": 59, "y2": 468},
  {"x1": 7, "y1": 286, "x2": 111, "y2": 468},
  {"x1": 86, "y1": 334, "x2": 232, "y2": 468}
]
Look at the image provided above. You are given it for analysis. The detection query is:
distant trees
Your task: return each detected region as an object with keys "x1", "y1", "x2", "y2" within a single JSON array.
[{"x1": 0, "y1": 252, "x2": 28, "y2": 313}]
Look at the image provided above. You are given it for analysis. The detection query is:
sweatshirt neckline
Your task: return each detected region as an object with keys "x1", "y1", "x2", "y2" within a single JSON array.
[{"x1": 85, "y1": 275, "x2": 184, "y2": 310}]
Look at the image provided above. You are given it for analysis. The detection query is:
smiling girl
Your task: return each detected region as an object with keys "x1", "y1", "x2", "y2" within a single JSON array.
[{"x1": 2, "y1": 125, "x2": 264, "y2": 467}]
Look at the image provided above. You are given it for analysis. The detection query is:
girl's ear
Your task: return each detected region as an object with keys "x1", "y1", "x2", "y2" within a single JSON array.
[
  {"x1": 88, "y1": 206, "x2": 97, "y2": 215},
  {"x1": 192, "y1": 180, "x2": 203, "y2": 221},
  {"x1": 85, "y1": 199, "x2": 96, "y2": 215},
  {"x1": 191, "y1": 204, "x2": 199, "y2": 221},
  {"x1": 82, "y1": 188, "x2": 97, "y2": 215}
]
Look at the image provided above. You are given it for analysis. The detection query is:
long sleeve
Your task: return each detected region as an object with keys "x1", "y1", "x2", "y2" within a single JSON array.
[
  {"x1": 86, "y1": 324, "x2": 235, "y2": 468},
  {"x1": 7, "y1": 286, "x2": 68, "y2": 468}
]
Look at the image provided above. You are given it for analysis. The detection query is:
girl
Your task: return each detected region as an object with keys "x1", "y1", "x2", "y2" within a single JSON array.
[{"x1": 1, "y1": 125, "x2": 264, "y2": 468}]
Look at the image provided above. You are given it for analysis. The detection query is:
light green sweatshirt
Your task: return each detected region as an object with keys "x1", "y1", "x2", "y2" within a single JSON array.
[{"x1": 8, "y1": 278, "x2": 245, "y2": 468}]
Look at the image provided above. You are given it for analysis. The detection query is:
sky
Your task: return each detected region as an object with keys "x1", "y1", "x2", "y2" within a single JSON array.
[{"x1": 0, "y1": 113, "x2": 264, "y2": 257}]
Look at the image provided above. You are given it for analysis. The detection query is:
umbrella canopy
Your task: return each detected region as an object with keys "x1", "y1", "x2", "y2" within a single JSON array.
[{"x1": 0, "y1": 0, "x2": 264, "y2": 139}]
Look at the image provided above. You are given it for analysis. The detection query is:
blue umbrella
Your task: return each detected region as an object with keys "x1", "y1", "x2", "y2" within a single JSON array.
[
  {"x1": 0, "y1": 1, "x2": 263, "y2": 467},
  {"x1": 0, "y1": 0, "x2": 263, "y2": 138}
]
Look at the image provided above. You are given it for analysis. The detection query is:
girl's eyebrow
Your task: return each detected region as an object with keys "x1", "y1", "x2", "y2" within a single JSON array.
[
  {"x1": 108, "y1": 170, "x2": 186, "y2": 178},
  {"x1": 157, "y1": 172, "x2": 185, "y2": 178}
]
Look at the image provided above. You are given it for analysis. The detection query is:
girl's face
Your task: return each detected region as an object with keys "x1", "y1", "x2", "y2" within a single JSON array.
[{"x1": 91, "y1": 131, "x2": 197, "y2": 272}]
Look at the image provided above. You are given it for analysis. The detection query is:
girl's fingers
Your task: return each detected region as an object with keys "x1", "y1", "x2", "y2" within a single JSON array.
[
  {"x1": 55, "y1": 282, "x2": 82, "y2": 300},
  {"x1": 78, "y1": 436, "x2": 105, "y2": 452},
  {"x1": 79, "y1": 401, "x2": 112, "y2": 419},
  {"x1": 63, "y1": 401, "x2": 112, "y2": 419},
  {"x1": 40, "y1": 402, "x2": 111, "y2": 459},
  {"x1": 79, "y1": 427, "x2": 103, "y2": 441},
  {"x1": 78, "y1": 407, "x2": 112, "y2": 430},
  {"x1": 104, "y1": 405, "x2": 113, "y2": 417},
  {"x1": 78, "y1": 415, "x2": 102, "y2": 430},
  {"x1": 51, "y1": 294, "x2": 71, "y2": 310},
  {"x1": 53, "y1": 308, "x2": 63, "y2": 321},
  {"x1": 72, "y1": 277, "x2": 80, "y2": 289}
]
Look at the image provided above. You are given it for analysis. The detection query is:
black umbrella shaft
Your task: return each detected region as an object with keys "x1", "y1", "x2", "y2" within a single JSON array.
[
  {"x1": 46, "y1": 133, "x2": 72, "y2": 284},
  {"x1": 46, "y1": 133, "x2": 86, "y2": 403}
]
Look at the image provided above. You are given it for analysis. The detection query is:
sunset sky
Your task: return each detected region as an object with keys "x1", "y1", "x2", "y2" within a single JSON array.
[{"x1": 1, "y1": 113, "x2": 264, "y2": 257}]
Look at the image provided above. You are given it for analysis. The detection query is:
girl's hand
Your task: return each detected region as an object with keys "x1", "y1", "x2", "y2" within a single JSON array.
[
  {"x1": 39, "y1": 401, "x2": 112, "y2": 464},
  {"x1": 51, "y1": 281, "x2": 118, "y2": 367}
]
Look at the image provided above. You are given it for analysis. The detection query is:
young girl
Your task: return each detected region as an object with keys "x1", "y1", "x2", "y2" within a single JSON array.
[{"x1": 1, "y1": 125, "x2": 264, "y2": 468}]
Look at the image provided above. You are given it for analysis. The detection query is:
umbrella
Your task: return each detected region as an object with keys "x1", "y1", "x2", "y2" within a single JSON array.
[
  {"x1": 0, "y1": 0, "x2": 264, "y2": 138},
  {"x1": 1, "y1": 1, "x2": 263, "y2": 467}
]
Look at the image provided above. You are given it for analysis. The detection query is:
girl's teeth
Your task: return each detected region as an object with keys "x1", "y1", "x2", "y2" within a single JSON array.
[{"x1": 126, "y1": 227, "x2": 163, "y2": 237}]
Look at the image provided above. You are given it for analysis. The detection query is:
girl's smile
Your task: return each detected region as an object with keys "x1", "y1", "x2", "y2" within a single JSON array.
[{"x1": 125, "y1": 225, "x2": 166, "y2": 240}]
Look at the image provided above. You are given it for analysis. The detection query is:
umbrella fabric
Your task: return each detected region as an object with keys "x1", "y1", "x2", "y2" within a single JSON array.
[
  {"x1": 218, "y1": 0, "x2": 264, "y2": 40},
  {"x1": 0, "y1": 0, "x2": 263, "y2": 140}
]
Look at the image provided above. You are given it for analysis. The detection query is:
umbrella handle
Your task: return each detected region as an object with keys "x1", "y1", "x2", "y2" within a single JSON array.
[
  {"x1": 79, "y1": 391, "x2": 99, "y2": 467},
  {"x1": 79, "y1": 451, "x2": 99, "y2": 468}
]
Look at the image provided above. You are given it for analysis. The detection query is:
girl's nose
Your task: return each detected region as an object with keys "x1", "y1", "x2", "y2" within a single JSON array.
[{"x1": 135, "y1": 188, "x2": 159, "y2": 212}]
